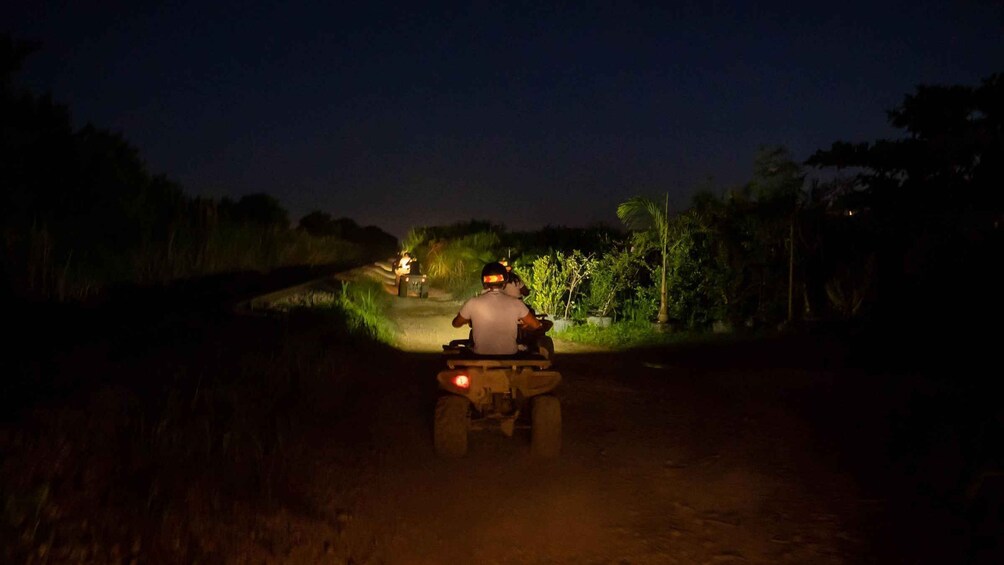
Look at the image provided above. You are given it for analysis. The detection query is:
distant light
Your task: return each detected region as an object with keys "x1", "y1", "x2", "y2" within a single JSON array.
[
  {"x1": 845, "y1": 210, "x2": 857, "y2": 217},
  {"x1": 453, "y1": 374, "x2": 470, "y2": 389}
]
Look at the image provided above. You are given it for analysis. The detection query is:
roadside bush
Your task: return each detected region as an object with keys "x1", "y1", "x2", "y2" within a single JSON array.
[
  {"x1": 423, "y1": 231, "x2": 500, "y2": 298},
  {"x1": 584, "y1": 245, "x2": 644, "y2": 318},
  {"x1": 554, "y1": 320, "x2": 697, "y2": 348},
  {"x1": 521, "y1": 254, "x2": 565, "y2": 317},
  {"x1": 559, "y1": 250, "x2": 594, "y2": 320},
  {"x1": 663, "y1": 212, "x2": 722, "y2": 328},
  {"x1": 334, "y1": 280, "x2": 396, "y2": 344},
  {"x1": 520, "y1": 250, "x2": 595, "y2": 320},
  {"x1": 621, "y1": 285, "x2": 658, "y2": 322}
]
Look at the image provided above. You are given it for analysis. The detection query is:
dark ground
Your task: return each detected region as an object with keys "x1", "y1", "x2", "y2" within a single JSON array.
[{"x1": 1, "y1": 279, "x2": 1001, "y2": 563}]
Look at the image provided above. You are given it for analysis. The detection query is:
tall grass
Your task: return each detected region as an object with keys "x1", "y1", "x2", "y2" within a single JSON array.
[
  {"x1": 270, "y1": 280, "x2": 397, "y2": 345},
  {"x1": 6, "y1": 215, "x2": 363, "y2": 301},
  {"x1": 1, "y1": 287, "x2": 397, "y2": 562},
  {"x1": 334, "y1": 281, "x2": 397, "y2": 344},
  {"x1": 423, "y1": 231, "x2": 500, "y2": 298},
  {"x1": 157, "y1": 223, "x2": 361, "y2": 280}
]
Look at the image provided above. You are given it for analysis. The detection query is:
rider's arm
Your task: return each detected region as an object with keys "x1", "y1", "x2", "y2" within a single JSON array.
[
  {"x1": 452, "y1": 313, "x2": 471, "y2": 328},
  {"x1": 520, "y1": 311, "x2": 541, "y2": 331}
]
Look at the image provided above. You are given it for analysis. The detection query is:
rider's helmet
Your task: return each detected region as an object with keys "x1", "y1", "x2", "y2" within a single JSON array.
[{"x1": 481, "y1": 262, "x2": 509, "y2": 289}]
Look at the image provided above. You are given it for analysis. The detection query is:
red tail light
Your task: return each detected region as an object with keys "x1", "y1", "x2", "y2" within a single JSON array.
[{"x1": 453, "y1": 374, "x2": 470, "y2": 389}]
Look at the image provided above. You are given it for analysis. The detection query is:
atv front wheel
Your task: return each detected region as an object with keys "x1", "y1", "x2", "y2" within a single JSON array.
[
  {"x1": 434, "y1": 395, "x2": 470, "y2": 457},
  {"x1": 531, "y1": 395, "x2": 561, "y2": 458}
]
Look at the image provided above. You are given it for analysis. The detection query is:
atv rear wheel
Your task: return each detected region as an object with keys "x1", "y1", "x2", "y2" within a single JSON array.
[
  {"x1": 434, "y1": 395, "x2": 469, "y2": 457},
  {"x1": 531, "y1": 395, "x2": 561, "y2": 458}
]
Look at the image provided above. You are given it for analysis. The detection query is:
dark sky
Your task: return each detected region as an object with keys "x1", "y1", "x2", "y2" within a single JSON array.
[{"x1": 8, "y1": 1, "x2": 1003, "y2": 237}]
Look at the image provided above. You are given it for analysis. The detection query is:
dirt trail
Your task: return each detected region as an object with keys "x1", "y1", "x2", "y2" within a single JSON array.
[
  {"x1": 5, "y1": 272, "x2": 994, "y2": 563},
  {"x1": 268, "y1": 290, "x2": 871, "y2": 564}
]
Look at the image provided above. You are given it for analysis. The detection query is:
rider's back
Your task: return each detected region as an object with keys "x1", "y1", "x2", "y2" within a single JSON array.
[{"x1": 459, "y1": 289, "x2": 529, "y2": 355}]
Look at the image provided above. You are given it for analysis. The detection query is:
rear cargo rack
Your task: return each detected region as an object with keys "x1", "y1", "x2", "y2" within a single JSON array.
[{"x1": 445, "y1": 358, "x2": 552, "y2": 370}]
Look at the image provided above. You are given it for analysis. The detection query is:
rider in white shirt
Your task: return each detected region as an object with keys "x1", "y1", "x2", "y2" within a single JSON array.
[{"x1": 452, "y1": 262, "x2": 542, "y2": 355}]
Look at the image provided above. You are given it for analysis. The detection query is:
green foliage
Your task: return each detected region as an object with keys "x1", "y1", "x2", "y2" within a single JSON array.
[
  {"x1": 617, "y1": 196, "x2": 671, "y2": 250},
  {"x1": 423, "y1": 231, "x2": 501, "y2": 298},
  {"x1": 617, "y1": 194, "x2": 671, "y2": 323},
  {"x1": 560, "y1": 250, "x2": 595, "y2": 320},
  {"x1": 662, "y1": 211, "x2": 723, "y2": 328},
  {"x1": 554, "y1": 320, "x2": 697, "y2": 348},
  {"x1": 615, "y1": 150, "x2": 806, "y2": 330},
  {"x1": 334, "y1": 281, "x2": 397, "y2": 344},
  {"x1": 520, "y1": 251, "x2": 594, "y2": 319},
  {"x1": 522, "y1": 254, "x2": 566, "y2": 317},
  {"x1": 658, "y1": 183, "x2": 796, "y2": 329},
  {"x1": 621, "y1": 285, "x2": 660, "y2": 323},
  {"x1": 585, "y1": 245, "x2": 644, "y2": 317},
  {"x1": 267, "y1": 280, "x2": 396, "y2": 344},
  {"x1": 400, "y1": 227, "x2": 428, "y2": 255}
]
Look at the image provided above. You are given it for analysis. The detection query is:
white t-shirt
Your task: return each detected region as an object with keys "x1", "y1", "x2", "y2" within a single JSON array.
[{"x1": 459, "y1": 289, "x2": 530, "y2": 354}]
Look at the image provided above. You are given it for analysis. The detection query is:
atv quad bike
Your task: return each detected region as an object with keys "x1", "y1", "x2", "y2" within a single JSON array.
[
  {"x1": 397, "y1": 272, "x2": 428, "y2": 298},
  {"x1": 394, "y1": 256, "x2": 428, "y2": 298},
  {"x1": 435, "y1": 339, "x2": 561, "y2": 458}
]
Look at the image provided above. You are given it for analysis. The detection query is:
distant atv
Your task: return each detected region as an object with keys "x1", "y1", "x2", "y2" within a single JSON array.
[
  {"x1": 393, "y1": 257, "x2": 428, "y2": 298},
  {"x1": 434, "y1": 339, "x2": 561, "y2": 458},
  {"x1": 397, "y1": 271, "x2": 428, "y2": 298}
]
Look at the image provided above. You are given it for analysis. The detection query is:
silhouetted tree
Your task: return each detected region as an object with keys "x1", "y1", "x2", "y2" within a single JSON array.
[
  {"x1": 298, "y1": 210, "x2": 336, "y2": 236},
  {"x1": 807, "y1": 74, "x2": 1003, "y2": 324},
  {"x1": 221, "y1": 193, "x2": 290, "y2": 229},
  {"x1": 1, "y1": 37, "x2": 383, "y2": 298}
]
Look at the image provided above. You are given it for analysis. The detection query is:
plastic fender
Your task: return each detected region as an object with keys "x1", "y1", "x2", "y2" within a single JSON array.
[
  {"x1": 510, "y1": 370, "x2": 562, "y2": 398},
  {"x1": 437, "y1": 369, "x2": 515, "y2": 406},
  {"x1": 437, "y1": 369, "x2": 475, "y2": 399}
]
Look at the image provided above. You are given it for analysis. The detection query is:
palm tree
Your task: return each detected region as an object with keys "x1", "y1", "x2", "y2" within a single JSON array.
[{"x1": 617, "y1": 194, "x2": 671, "y2": 324}]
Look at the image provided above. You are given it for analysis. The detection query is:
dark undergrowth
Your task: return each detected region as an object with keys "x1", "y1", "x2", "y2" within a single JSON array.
[
  {"x1": 633, "y1": 326, "x2": 1004, "y2": 563},
  {"x1": 0, "y1": 278, "x2": 394, "y2": 563}
]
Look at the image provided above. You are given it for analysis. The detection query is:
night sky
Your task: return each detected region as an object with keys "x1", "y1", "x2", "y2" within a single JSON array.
[{"x1": 8, "y1": 1, "x2": 1003, "y2": 237}]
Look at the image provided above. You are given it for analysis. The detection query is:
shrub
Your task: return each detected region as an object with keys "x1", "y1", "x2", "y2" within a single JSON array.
[
  {"x1": 423, "y1": 231, "x2": 500, "y2": 298},
  {"x1": 584, "y1": 246, "x2": 644, "y2": 318},
  {"x1": 334, "y1": 281, "x2": 396, "y2": 344},
  {"x1": 621, "y1": 284, "x2": 660, "y2": 323},
  {"x1": 522, "y1": 254, "x2": 566, "y2": 317},
  {"x1": 554, "y1": 320, "x2": 698, "y2": 348}
]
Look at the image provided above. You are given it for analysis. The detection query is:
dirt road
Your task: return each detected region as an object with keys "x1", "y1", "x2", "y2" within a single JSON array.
[
  {"x1": 264, "y1": 292, "x2": 880, "y2": 564},
  {"x1": 6, "y1": 280, "x2": 992, "y2": 563}
]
